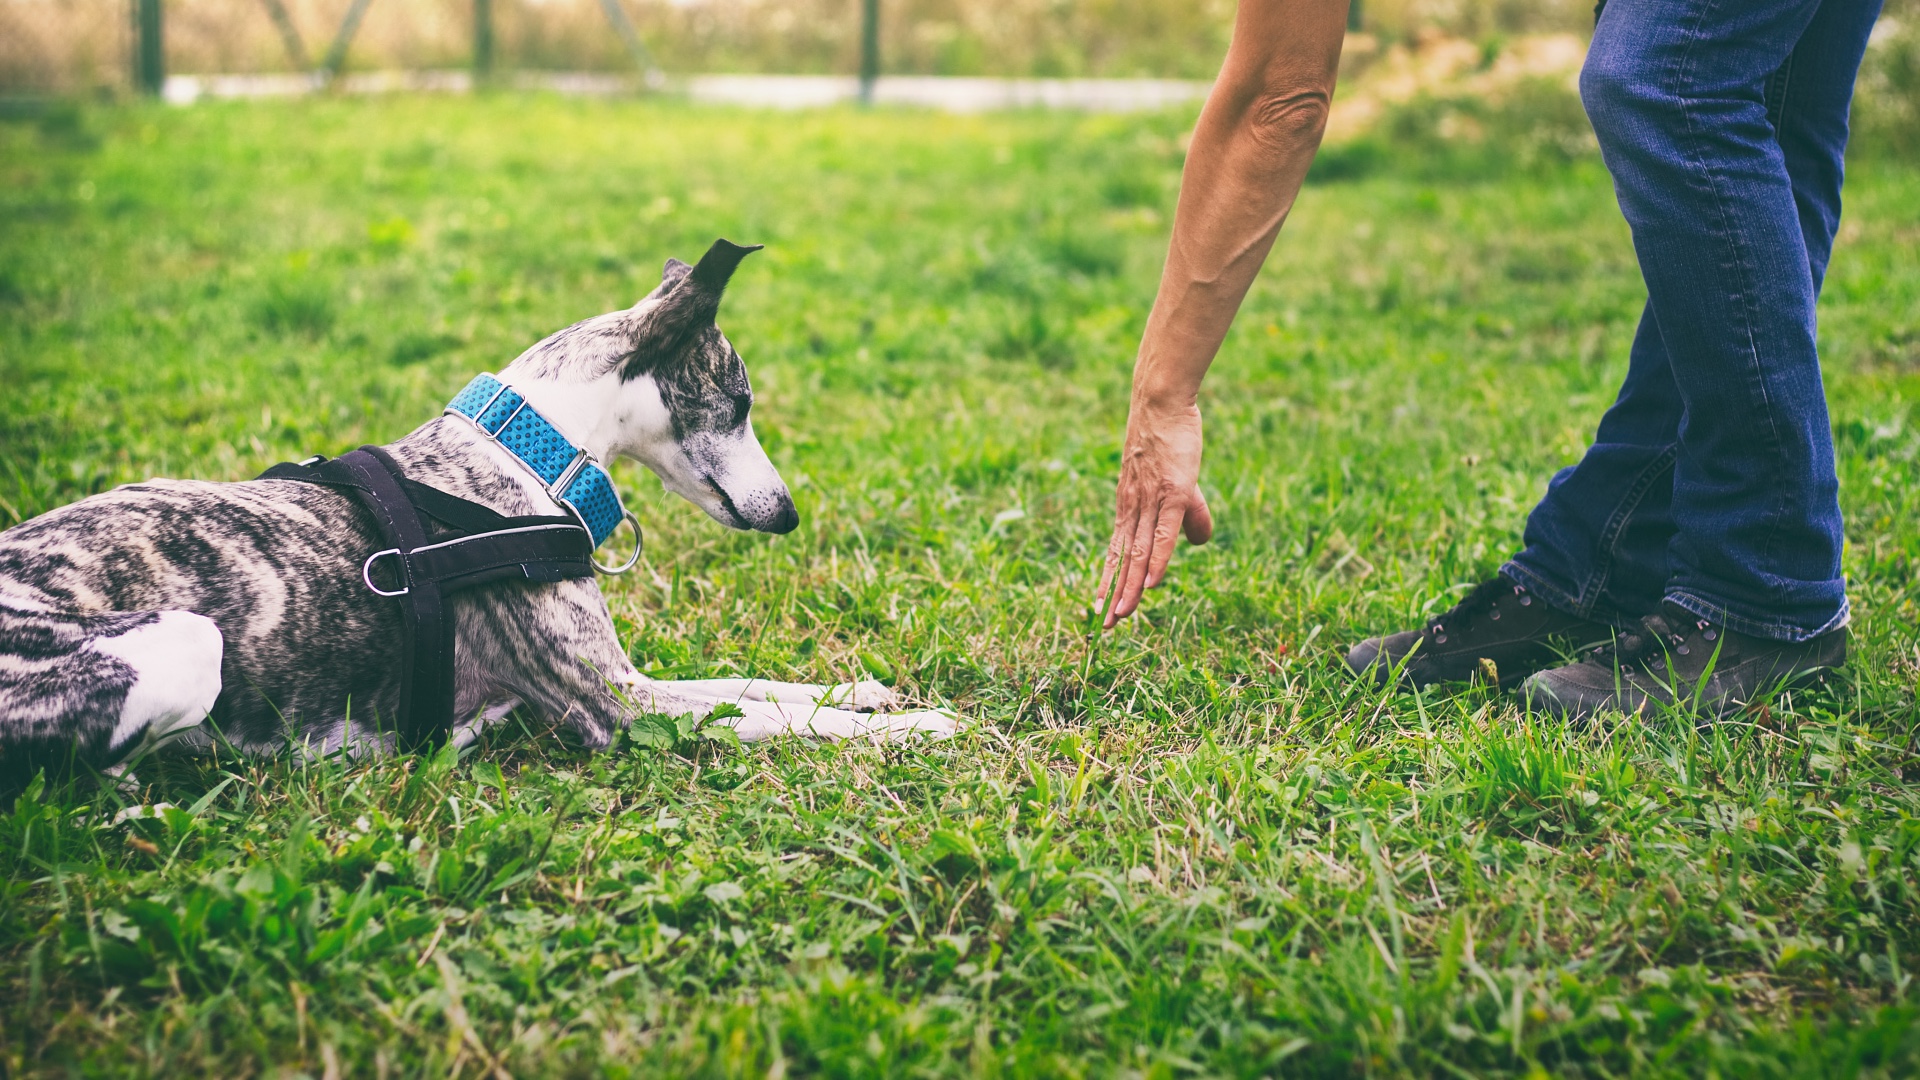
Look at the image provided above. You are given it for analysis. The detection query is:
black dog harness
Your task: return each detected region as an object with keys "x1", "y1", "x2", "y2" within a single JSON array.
[{"x1": 261, "y1": 445, "x2": 597, "y2": 750}]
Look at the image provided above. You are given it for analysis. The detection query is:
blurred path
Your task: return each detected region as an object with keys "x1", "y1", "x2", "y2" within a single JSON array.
[
  {"x1": 688, "y1": 75, "x2": 1209, "y2": 111},
  {"x1": 160, "y1": 71, "x2": 1210, "y2": 112}
]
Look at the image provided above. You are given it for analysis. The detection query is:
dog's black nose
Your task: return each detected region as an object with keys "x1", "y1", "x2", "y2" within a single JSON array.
[{"x1": 764, "y1": 492, "x2": 799, "y2": 535}]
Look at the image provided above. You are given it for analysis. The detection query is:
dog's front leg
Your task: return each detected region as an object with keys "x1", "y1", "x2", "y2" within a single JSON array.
[
  {"x1": 651, "y1": 677, "x2": 903, "y2": 712},
  {"x1": 449, "y1": 696, "x2": 523, "y2": 749},
  {"x1": 460, "y1": 583, "x2": 645, "y2": 751},
  {"x1": 464, "y1": 584, "x2": 955, "y2": 749},
  {"x1": 620, "y1": 675, "x2": 957, "y2": 743}
]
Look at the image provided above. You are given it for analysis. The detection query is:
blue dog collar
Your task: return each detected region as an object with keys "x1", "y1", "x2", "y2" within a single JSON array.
[{"x1": 445, "y1": 373, "x2": 630, "y2": 553}]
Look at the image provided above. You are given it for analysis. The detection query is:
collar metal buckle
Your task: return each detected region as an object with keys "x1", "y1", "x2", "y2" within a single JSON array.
[{"x1": 550, "y1": 447, "x2": 592, "y2": 499}]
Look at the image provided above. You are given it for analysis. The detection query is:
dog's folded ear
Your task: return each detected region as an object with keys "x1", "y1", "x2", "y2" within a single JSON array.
[{"x1": 642, "y1": 257, "x2": 695, "y2": 302}]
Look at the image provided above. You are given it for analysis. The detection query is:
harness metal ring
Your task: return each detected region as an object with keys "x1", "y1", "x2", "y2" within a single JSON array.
[
  {"x1": 362, "y1": 548, "x2": 410, "y2": 597},
  {"x1": 590, "y1": 509, "x2": 644, "y2": 575}
]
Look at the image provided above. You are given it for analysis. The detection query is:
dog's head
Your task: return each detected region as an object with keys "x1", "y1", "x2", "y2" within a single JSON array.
[{"x1": 503, "y1": 239, "x2": 797, "y2": 534}]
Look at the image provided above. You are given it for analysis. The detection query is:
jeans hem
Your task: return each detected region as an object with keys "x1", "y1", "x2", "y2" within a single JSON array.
[{"x1": 1664, "y1": 589, "x2": 1850, "y2": 643}]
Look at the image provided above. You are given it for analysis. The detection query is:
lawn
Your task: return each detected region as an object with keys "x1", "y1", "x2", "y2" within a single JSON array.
[{"x1": 2, "y1": 94, "x2": 1918, "y2": 1077}]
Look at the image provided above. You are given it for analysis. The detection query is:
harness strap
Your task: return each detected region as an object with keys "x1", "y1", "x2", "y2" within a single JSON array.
[
  {"x1": 259, "y1": 446, "x2": 595, "y2": 750},
  {"x1": 350, "y1": 447, "x2": 448, "y2": 751}
]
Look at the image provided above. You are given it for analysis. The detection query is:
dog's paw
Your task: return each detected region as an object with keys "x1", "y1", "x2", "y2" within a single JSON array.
[
  {"x1": 863, "y1": 708, "x2": 960, "y2": 742},
  {"x1": 102, "y1": 761, "x2": 142, "y2": 796},
  {"x1": 819, "y1": 680, "x2": 901, "y2": 712}
]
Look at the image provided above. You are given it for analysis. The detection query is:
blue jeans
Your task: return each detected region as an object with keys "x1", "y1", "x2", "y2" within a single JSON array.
[{"x1": 1503, "y1": 0, "x2": 1881, "y2": 643}]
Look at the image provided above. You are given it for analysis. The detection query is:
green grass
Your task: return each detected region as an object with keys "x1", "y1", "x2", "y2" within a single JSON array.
[{"x1": 2, "y1": 95, "x2": 1919, "y2": 1077}]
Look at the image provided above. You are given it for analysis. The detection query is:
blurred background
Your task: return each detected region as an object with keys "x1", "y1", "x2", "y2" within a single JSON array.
[
  {"x1": 4, "y1": 0, "x2": 1594, "y2": 86},
  {"x1": 1, "y1": 0, "x2": 1913, "y2": 159}
]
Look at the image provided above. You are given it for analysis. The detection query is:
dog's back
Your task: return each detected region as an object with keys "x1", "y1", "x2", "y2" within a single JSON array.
[{"x1": 0, "y1": 477, "x2": 403, "y2": 789}]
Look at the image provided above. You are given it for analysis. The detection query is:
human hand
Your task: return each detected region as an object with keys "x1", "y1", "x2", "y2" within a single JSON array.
[{"x1": 1094, "y1": 400, "x2": 1214, "y2": 627}]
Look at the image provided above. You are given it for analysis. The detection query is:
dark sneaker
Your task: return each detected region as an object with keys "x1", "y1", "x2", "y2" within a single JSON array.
[
  {"x1": 1344, "y1": 574, "x2": 1614, "y2": 689},
  {"x1": 1521, "y1": 601, "x2": 1847, "y2": 723}
]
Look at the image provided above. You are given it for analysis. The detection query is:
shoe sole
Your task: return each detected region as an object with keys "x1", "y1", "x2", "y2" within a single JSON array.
[
  {"x1": 1522, "y1": 662, "x2": 1843, "y2": 724},
  {"x1": 1345, "y1": 635, "x2": 1617, "y2": 692}
]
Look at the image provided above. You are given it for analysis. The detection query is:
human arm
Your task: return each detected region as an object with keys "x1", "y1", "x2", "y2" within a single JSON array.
[{"x1": 1094, "y1": 0, "x2": 1348, "y2": 626}]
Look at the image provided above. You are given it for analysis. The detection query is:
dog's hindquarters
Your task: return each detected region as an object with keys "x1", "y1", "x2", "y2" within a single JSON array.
[{"x1": 0, "y1": 606, "x2": 223, "y2": 795}]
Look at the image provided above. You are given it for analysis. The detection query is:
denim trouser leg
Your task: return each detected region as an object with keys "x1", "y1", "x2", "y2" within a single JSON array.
[
  {"x1": 1504, "y1": 0, "x2": 1881, "y2": 643},
  {"x1": 1505, "y1": 304, "x2": 1684, "y2": 627}
]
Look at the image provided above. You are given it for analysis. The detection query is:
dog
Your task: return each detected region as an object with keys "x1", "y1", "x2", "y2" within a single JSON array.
[{"x1": 0, "y1": 239, "x2": 955, "y2": 792}]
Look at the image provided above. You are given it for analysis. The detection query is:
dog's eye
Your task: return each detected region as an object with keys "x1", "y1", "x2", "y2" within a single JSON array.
[{"x1": 730, "y1": 394, "x2": 751, "y2": 426}]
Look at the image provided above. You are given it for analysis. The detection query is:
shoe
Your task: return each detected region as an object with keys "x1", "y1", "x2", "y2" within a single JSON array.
[
  {"x1": 1521, "y1": 601, "x2": 1847, "y2": 723},
  {"x1": 1344, "y1": 574, "x2": 1615, "y2": 689}
]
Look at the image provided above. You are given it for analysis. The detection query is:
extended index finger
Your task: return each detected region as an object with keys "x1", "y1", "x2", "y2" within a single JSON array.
[
  {"x1": 1106, "y1": 492, "x2": 1163, "y2": 626},
  {"x1": 1095, "y1": 498, "x2": 1141, "y2": 617}
]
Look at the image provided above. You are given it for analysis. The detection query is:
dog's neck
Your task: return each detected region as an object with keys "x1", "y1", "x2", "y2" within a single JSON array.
[
  {"x1": 384, "y1": 368, "x2": 668, "y2": 519},
  {"x1": 497, "y1": 369, "x2": 629, "y2": 464}
]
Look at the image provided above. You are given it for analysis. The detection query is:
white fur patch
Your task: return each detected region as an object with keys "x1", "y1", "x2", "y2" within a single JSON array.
[
  {"x1": 619, "y1": 675, "x2": 959, "y2": 743},
  {"x1": 451, "y1": 696, "x2": 524, "y2": 749},
  {"x1": 93, "y1": 611, "x2": 225, "y2": 754}
]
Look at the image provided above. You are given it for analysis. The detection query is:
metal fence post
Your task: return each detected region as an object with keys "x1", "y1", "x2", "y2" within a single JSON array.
[
  {"x1": 134, "y1": 0, "x2": 164, "y2": 95},
  {"x1": 257, "y1": 0, "x2": 310, "y2": 69},
  {"x1": 320, "y1": 0, "x2": 376, "y2": 81},
  {"x1": 474, "y1": 0, "x2": 494, "y2": 82},
  {"x1": 596, "y1": 0, "x2": 662, "y2": 86},
  {"x1": 858, "y1": 0, "x2": 879, "y2": 104}
]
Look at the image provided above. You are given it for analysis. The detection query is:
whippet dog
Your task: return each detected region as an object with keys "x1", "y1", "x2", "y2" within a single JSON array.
[{"x1": 0, "y1": 240, "x2": 955, "y2": 792}]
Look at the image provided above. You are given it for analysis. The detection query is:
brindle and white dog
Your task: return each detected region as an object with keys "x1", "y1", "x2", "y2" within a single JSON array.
[{"x1": 0, "y1": 240, "x2": 955, "y2": 792}]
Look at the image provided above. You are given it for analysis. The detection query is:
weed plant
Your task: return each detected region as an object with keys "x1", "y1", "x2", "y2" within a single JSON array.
[{"x1": 1, "y1": 98, "x2": 1918, "y2": 1076}]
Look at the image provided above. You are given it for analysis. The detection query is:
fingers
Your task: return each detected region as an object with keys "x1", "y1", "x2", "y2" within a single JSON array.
[
  {"x1": 1142, "y1": 499, "x2": 1188, "y2": 590},
  {"x1": 1095, "y1": 402, "x2": 1207, "y2": 626},
  {"x1": 1105, "y1": 494, "x2": 1164, "y2": 626},
  {"x1": 1094, "y1": 492, "x2": 1139, "y2": 617},
  {"x1": 1096, "y1": 483, "x2": 1212, "y2": 626}
]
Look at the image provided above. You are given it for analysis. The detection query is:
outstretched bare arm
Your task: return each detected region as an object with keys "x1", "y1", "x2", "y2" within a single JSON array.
[{"x1": 1096, "y1": 0, "x2": 1348, "y2": 626}]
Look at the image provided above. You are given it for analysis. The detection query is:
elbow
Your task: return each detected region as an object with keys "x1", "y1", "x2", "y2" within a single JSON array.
[{"x1": 1241, "y1": 86, "x2": 1332, "y2": 153}]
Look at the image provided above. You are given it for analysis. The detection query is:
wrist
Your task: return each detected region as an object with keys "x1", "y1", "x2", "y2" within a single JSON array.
[
  {"x1": 1130, "y1": 378, "x2": 1200, "y2": 413},
  {"x1": 1130, "y1": 339, "x2": 1209, "y2": 413}
]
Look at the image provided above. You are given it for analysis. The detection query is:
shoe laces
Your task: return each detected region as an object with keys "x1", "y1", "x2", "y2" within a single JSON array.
[
  {"x1": 1589, "y1": 610, "x2": 1719, "y2": 665},
  {"x1": 1426, "y1": 577, "x2": 1529, "y2": 645}
]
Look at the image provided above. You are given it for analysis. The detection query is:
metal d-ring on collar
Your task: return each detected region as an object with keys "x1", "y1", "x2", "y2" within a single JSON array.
[
  {"x1": 547, "y1": 429, "x2": 642, "y2": 574},
  {"x1": 576, "y1": 505, "x2": 643, "y2": 575}
]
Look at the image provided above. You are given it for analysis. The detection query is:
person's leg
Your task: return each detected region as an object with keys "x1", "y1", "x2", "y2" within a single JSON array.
[
  {"x1": 1771, "y1": 0, "x2": 1883, "y2": 296},
  {"x1": 1511, "y1": 0, "x2": 1881, "y2": 637},
  {"x1": 1503, "y1": 304, "x2": 1682, "y2": 627},
  {"x1": 1570, "y1": 0, "x2": 1876, "y2": 642},
  {"x1": 1346, "y1": 0, "x2": 1881, "y2": 689},
  {"x1": 1522, "y1": 0, "x2": 1883, "y2": 720}
]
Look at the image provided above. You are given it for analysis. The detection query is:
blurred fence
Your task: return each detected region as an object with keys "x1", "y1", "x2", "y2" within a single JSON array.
[
  {"x1": 3, "y1": 0, "x2": 1604, "y2": 93},
  {"x1": 3, "y1": 0, "x2": 1914, "y2": 156}
]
